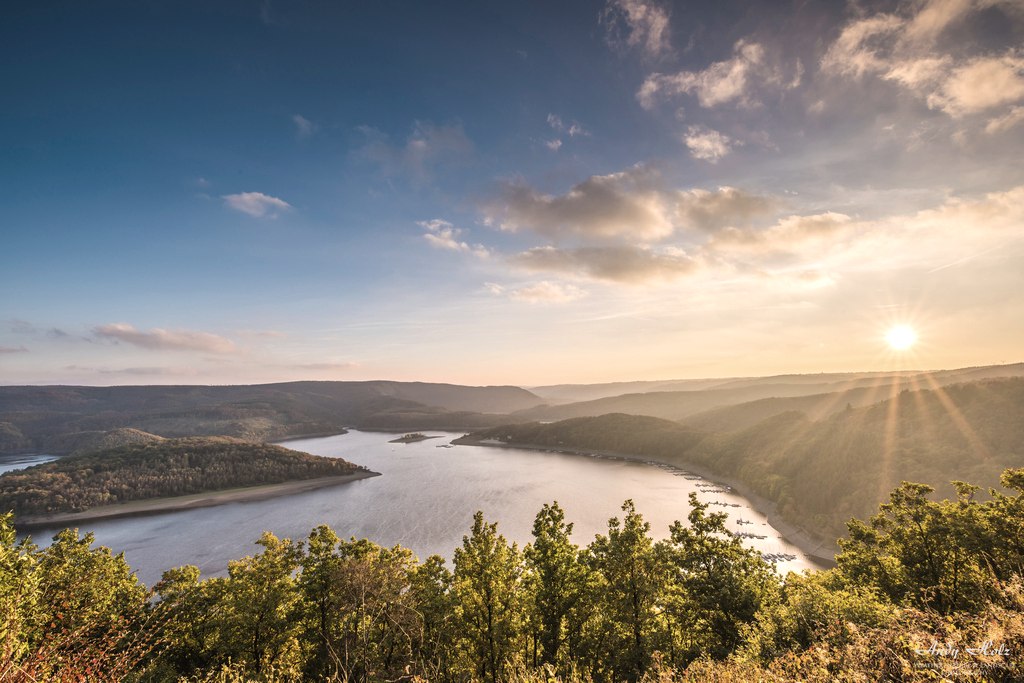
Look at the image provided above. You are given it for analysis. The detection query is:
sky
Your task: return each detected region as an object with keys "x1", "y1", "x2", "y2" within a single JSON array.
[{"x1": 2, "y1": 0, "x2": 1023, "y2": 387}]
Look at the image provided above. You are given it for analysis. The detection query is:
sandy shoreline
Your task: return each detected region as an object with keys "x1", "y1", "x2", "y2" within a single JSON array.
[
  {"x1": 454, "y1": 437, "x2": 839, "y2": 568},
  {"x1": 15, "y1": 470, "x2": 380, "y2": 530}
]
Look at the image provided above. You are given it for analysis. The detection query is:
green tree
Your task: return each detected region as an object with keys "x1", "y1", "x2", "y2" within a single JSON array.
[
  {"x1": 523, "y1": 501, "x2": 593, "y2": 673},
  {"x1": 838, "y1": 481, "x2": 993, "y2": 613},
  {"x1": 295, "y1": 525, "x2": 343, "y2": 677},
  {"x1": 409, "y1": 554, "x2": 456, "y2": 681},
  {"x1": 215, "y1": 532, "x2": 303, "y2": 677},
  {"x1": 0, "y1": 513, "x2": 39, "y2": 672},
  {"x1": 659, "y1": 494, "x2": 779, "y2": 664},
  {"x1": 587, "y1": 500, "x2": 665, "y2": 683},
  {"x1": 452, "y1": 511, "x2": 524, "y2": 683}
]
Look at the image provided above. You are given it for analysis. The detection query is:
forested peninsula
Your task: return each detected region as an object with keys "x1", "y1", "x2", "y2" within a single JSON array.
[{"x1": 0, "y1": 435, "x2": 375, "y2": 522}]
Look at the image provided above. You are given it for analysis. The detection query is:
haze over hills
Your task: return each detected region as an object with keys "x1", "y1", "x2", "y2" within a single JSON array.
[
  {"x1": 2, "y1": 363, "x2": 1022, "y2": 457},
  {"x1": 466, "y1": 375, "x2": 1024, "y2": 545},
  {"x1": 519, "y1": 364, "x2": 1024, "y2": 424}
]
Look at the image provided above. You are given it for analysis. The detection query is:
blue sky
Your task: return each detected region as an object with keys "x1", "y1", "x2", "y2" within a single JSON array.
[{"x1": 2, "y1": 0, "x2": 1023, "y2": 386}]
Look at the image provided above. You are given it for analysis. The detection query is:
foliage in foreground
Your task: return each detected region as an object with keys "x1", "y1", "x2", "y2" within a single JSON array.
[{"x1": 2, "y1": 468, "x2": 1024, "y2": 681}]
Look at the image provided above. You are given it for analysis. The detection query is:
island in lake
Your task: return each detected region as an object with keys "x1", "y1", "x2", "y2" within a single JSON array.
[
  {"x1": 388, "y1": 432, "x2": 442, "y2": 443},
  {"x1": 0, "y1": 432, "x2": 377, "y2": 527}
]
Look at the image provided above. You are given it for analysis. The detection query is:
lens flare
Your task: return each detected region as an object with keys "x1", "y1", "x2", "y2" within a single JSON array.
[{"x1": 886, "y1": 325, "x2": 917, "y2": 351}]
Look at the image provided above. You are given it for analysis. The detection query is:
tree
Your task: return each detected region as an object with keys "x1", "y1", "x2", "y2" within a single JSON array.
[
  {"x1": 452, "y1": 511, "x2": 524, "y2": 682},
  {"x1": 837, "y1": 480, "x2": 993, "y2": 613},
  {"x1": 659, "y1": 493, "x2": 779, "y2": 664},
  {"x1": 587, "y1": 500, "x2": 665, "y2": 683},
  {"x1": 215, "y1": 532, "x2": 303, "y2": 676},
  {"x1": 409, "y1": 554, "x2": 456, "y2": 681},
  {"x1": 523, "y1": 502, "x2": 593, "y2": 672}
]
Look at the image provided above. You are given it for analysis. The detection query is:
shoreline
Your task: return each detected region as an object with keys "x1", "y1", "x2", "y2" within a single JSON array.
[
  {"x1": 15, "y1": 470, "x2": 380, "y2": 530},
  {"x1": 454, "y1": 436, "x2": 839, "y2": 568}
]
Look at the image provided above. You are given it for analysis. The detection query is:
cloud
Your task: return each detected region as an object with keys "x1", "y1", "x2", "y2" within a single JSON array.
[
  {"x1": 820, "y1": 14, "x2": 905, "y2": 79},
  {"x1": 638, "y1": 39, "x2": 799, "y2": 109},
  {"x1": 711, "y1": 212, "x2": 853, "y2": 250},
  {"x1": 98, "y1": 366, "x2": 200, "y2": 376},
  {"x1": 287, "y1": 362, "x2": 360, "y2": 372},
  {"x1": 601, "y1": 0, "x2": 672, "y2": 59},
  {"x1": 93, "y1": 323, "x2": 238, "y2": 354},
  {"x1": 485, "y1": 168, "x2": 775, "y2": 244},
  {"x1": 419, "y1": 219, "x2": 490, "y2": 258},
  {"x1": 0, "y1": 345, "x2": 28, "y2": 354},
  {"x1": 547, "y1": 114, "x2": 590, "y2": 137},
  {"x1": 682, "y1": 126, "x2": 733, "y2": 162},
  {"x1": 986, "y1": 105, "x2": 1024, "y2": 133},
  {"x1": 821, "y1": 2, "x2": 1024, "y2": 121},
  {"x1": 512, "y1": 245, "x2": 698, "y2": 284},
  {"x1": 704, "y1": 186, "x2": 1024, "y2": 275},
  {"x1": 486, "y1": 281, "x2": 588, "y2": 303},
  {"x1": 926, "y1": 53, "x2": 1024, "y2": 116},
  {"x1": 545, "y1": 139, "x2": 563, "y2": 151},
  {"x1": 675, "y1": 187, "x2": 779, "y2": 232},
  {"x1": 486, "y1": 166, "x2": 673, "y2": 241},
  {"x1": 357, "y1": 121, "x2": 472, "y2": 182},
  {"x1": 292, "y1": 114, "x2": 316, "y2": 139},
  {"x1": 222, "y1": 192, "x2": 292, "y2": 218}
]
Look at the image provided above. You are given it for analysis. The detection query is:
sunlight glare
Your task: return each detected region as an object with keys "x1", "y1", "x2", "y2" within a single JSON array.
[{"x1": 886, "y1": 324, "x2": 917, "y2": 351}]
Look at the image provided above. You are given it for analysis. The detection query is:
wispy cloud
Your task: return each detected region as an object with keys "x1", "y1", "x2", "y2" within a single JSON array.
[
  {"x1": 682, "y1": 126, "x2": 734, "y2": 162},
  {"x1": 357, "y1": 121, "x2": 472, "y2": 183},
  {"x1": 546, "y1": 113, "x2": 589, "y2": 137},
  {"x1": 222, "y1": 191, "x2": 292, "y2": 218},
  {"x1": 98, "y1": 366, "x2": 201, "y2": 376},
  {"x1": 601, "y1": 0, "x2": 672, "y2": 59},
  {"x1": 486, "y1": 281, "x2": 588, "y2": 303},
  {"x1": 419, "y1": 219, "x2": 490, "y2": 258},
  {"x1": 821, "y1": 1, "x2": 1024, "y2": 122},
  {"x1": 93, "y1": 323, "x2": 238, "y2": 354},
  {"x1": 0, "y1": 345, "x2": 28, "y2": 354},
  {"x1": 638, "y1": 39, "x2": 800, "y2": 109},
  {"x1": 512, "y1": 245, "x2": 698, "y2": 284},
  {"x1": 286, "y1": 362, "x2": 360, "y2": 372},
  {"x1": 292, "y1": 113, "x2": 317, "y2": 139},
  {"x1": 986, "y1": 105, "x2": 1024, "y2": 134}
]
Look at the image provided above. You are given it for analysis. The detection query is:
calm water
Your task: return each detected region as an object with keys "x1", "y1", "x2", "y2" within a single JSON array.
[
  {"x1": 17, "y1": 430, "x2": 818, "y2": 585},
  {"x1": 0, "y1": 453, "x2": 58, "y2": 475}
]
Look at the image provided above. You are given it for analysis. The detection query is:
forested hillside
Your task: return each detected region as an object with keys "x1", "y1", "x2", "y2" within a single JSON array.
[
  {"x1": 0, "y1": 381, "x2": 542, "y2": 454},
  {"x1": 0, "y1": 437, "x2": 369, "y2": 517},
  {"x1": 516, "y1": 364, "x2": 1024, "y2": 424},
  {"x1": 3, "y1": 469, "x2": 1023, "y2": 681},
  {"x1": 470, "y1": 377, "x2": 1024, "y2": 543}
]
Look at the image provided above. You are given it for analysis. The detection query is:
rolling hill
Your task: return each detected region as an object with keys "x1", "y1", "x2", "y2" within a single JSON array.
[
  {"x1": 467, "y1": 376, "x2": 1024, "y2": 545},
  {"x1": 0, "y1": 381, "x2": 543, "y2": 454}
]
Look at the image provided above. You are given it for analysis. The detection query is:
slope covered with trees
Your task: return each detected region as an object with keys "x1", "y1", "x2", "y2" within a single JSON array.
[
  {"x1": 2, "y1": 469, "x2": 1023, "y2": 681},
  {"x1": 469, "y1": 377, "x2": 1024, "y2": 544},
  {"x1": 0, "y1": 437, "x2": 369, "y2": 517},
  {"x1": 0, "y1": 381, "x2": 544, "y2": 455}
]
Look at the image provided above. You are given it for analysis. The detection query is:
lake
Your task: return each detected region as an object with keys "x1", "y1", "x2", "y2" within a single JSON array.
[{"x1": 17, "y1": 430, "x2": 819, "y2": 585}]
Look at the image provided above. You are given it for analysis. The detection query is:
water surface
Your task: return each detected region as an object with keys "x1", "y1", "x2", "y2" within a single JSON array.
[{"x1": 21, "y1": 430, "x2": 817, "y2": 585}]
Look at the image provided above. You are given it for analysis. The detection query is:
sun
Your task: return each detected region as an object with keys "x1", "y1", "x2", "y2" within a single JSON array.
[{"x1": 886, "y1": 324, "x2": 918, "y2": 351}]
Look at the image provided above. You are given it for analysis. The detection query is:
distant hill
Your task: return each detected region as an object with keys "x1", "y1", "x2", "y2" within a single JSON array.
[
  {"x1": 0, "y1": 381, "x2": 543, "y2": 454},
  {"x1": 0, "y1": 436, "x2": 370, "y2": 518},
  {"x1": 528, "y1": 378, "x2": 737, "y2": 404},
  {"x1": 517, "y1": 364, "x2": 1024, "y2": 424},
  {"x1": 467, "y1": 377, "x2": 1024, "y2": 545}
]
